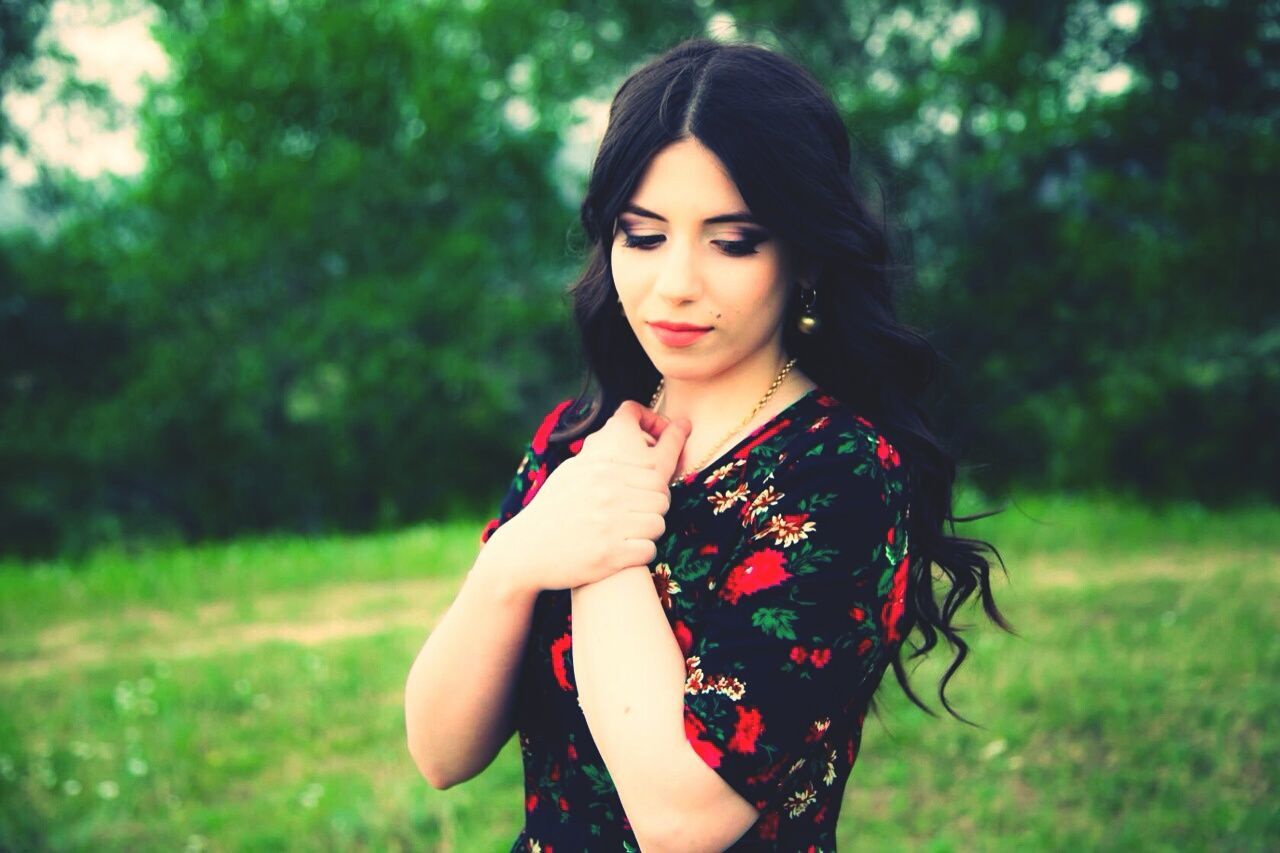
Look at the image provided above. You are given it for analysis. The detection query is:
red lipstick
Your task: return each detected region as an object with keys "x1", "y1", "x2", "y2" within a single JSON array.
[{"x1": 648, "y1": 321, "x2": 712, "y2": 348}]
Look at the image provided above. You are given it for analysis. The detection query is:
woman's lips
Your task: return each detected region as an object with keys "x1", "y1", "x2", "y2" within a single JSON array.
[{"x1": 648, "y1": 322, "x2": 711, "y2": 348}]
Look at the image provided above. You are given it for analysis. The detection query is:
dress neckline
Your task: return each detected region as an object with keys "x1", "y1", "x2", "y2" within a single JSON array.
[{"x1": 670, "y1": 387, "x2": 820, "y2": 489}]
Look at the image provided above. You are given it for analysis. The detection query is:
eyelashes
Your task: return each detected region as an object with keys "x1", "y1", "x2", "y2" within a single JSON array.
[{"x1": 617, "y1": 228, "x2": 766, "y2": 257}]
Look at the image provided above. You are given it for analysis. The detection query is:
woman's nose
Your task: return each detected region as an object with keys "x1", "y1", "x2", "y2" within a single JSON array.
[{"x1": 652, "y1": 241, "x2": 702, "y2": 300}]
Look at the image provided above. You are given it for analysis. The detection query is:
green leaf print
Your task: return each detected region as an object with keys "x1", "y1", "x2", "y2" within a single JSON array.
[
  {"x1": 670, "y1": 545, "x2": 711, "y2": 582},
  {"x1": 783, "y1": 538, "x2": 841, "y2": 577},
  {"x1": 835, "y1": 433, "x2": 861, "y2": 455},
  {"x1": 581, "y1": 762, "x2": 617, "y2": 796},
  {"x1": 799, "y1": 490, "x2": 838, "y2": 513},
  {"x1": 751, "y1": 606, "x2": 799, "y2": 640},
  {"x1": 877, "y1": 566, "x2": 895, "y2": 597}
]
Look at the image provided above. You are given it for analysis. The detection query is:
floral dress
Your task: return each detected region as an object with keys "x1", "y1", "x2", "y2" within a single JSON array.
[{"x1": 478, "y1": 386, "x2": 912, "y2": 852}]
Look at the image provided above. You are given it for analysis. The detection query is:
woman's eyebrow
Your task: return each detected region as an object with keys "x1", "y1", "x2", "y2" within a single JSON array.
[{"x1": 621, "y1": 202, "x2": 759, "y2": 226}]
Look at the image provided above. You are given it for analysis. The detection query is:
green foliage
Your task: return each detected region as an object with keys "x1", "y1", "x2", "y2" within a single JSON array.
[
  {"x1": 1, "y1": 1, "x2": 1276, "y2": 558},
  {"x1": 0, "y1": 0, "x2": 55, "y2": 162}
]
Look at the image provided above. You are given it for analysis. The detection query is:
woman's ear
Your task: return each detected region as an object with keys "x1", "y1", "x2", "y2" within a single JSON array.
[
  {"x1": 797, "y1": 256, "x2": 820, "y2": 290},
  {"x1": 781, "y1": 241, "x2": 819, "y2": 292}
]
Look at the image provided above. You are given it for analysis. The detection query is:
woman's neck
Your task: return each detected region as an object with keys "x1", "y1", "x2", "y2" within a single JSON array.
[
  {"x1": 654, "y1": 353, "x2": 817, "y2": 450},
  {"x1": 656, "y1": 363, "x2": 815, "y2": 481}
]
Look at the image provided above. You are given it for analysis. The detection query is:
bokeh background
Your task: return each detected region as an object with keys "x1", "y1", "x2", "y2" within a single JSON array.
[{"x1": 0, "y1": 0, "x2": 1275, "y2": 850}]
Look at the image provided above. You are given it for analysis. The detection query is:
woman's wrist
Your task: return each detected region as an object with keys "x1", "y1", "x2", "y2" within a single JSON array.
[{"x1": 471, "y1": 527, "x2": 542, "y2": 606}]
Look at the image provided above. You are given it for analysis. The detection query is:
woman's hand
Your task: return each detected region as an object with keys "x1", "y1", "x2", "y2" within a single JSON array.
[{"x1": 484, "y1": 401, "x2": 691, "y2": 594}]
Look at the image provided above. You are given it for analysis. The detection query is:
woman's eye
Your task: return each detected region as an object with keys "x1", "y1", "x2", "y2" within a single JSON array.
[
  {"x1": 619, "y1": 230, "x2": 764, "y2": 257},
  {"x1": 621, "y1": 232, "x2": 664, "y2": 250},
  {"x1": 714, "y1": 239, "x2": 761, "y2": 257}
]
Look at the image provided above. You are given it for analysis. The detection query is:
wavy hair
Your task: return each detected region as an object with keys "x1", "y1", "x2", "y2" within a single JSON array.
[{"x1": 548, "y1": 35, "x2": 1014, "y2": 726}]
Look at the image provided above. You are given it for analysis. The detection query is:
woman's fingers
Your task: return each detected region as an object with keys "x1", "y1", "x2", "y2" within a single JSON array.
[
  {"x1": 591, "y1": 453, "x2": 658, "y2": 470},
  {"x1": 601, "y1": 460, "x2": 674, "y2": 495},
  {"x1": 652, "y1": 414, "x2": 691, "y2": 482},
  {"x1": 621, "y1": 483, "x2": 670, "y2": 514}
]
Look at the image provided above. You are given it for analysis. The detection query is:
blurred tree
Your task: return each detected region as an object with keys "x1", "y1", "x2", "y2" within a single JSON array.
[
  {"x1": 727, "y1": 0, "x2": 1278, "y2": 502},
  {"x1": 1, "y1": 0, "x2": 145, "y2": 557},
  {"x1": 4, "y1": 0, "x2": 712, "y2": 556},
  {"x1": 0, "y1": 0, "x2": 55, "y2": 169},
  {"x1": 1, "y1": 0, "x2": 1275, "y2": 559}
]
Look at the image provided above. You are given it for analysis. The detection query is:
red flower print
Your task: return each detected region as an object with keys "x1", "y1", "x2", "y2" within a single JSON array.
[
  {"x1": 684, "y1": 656, "x2": 705, "y2": 692},
  {"x1": 480, "y1": 517, "x2": 500, "y2": 545},
  {"x1": 532, "y1": 400, "x2": 573, "y2": 456},
  {"x1": 727, "y1": 706, "x2": 765, "y2": 754},
  {"x1": 521, "y1": 462, "x2": 550, "y2": 507},
  {"x1": 550, "y1": 762, "x2": 560, "y2": 782},
  {"x1": 745, "y1": 755, "x2": 790, "y2": 789},
  {"x1": 813, "y1": 803, "x2": 828, "y2": 824},
  {"x1": 760, "y1": 511, "x2": 817, "y2": 547},
  {"x1": 789, "y1": 645, "x2": 808, "y2": 664},
  {"x1": 855, "y1": 414, "x2": 873, "y2": 428},
  {"x1": 720, "y1": 548, "x2": 791, "y2": 604},
  {"x1": 568, "y1": 437, "x2": 584, "y2": 454},
  {"x1": 732, "y1": 419, "x2": 791, "y2": 460},
  {"x1": 673, "y1": 620, "x2": 694, "y2": 657},
  {"x1": 550, "y1": 633, "x2": 574, "y2": 692},
  {"x1": 887, "y1": 526, "x2": 895, "y2": 545},
  {"x1": 849, "y1": 606, "x2": 866, "y2": 622},
  {"x1": 558, "y1": 796, "x2": 569, "y2": 812},
  {"x1": 651, "y1": 562, "x2": 679, "y2": 610},
  {"x1": 882, "y1": 554, "x2": 910, "y2": 643},
  {"x1": 567, "y1": 743, "x2": 577, "y2": 761},
  {"x1": 526, "y1": 792, "x2": 538, "y2": 812},
  {"x1": 755, "y1": 812, "x2": 780, "y2": 841},
  {"x1": 805, "y1": 717, "x2": 831, "y2": 743},
  {"x1": 809, "y1": 648, "x2": 832, "y2": 668},
  {"x1": 856, "y1": 637, "x2": 873, "y2": 656},
  {"x1": 698, "y1": 543, "x2": 719, "y2": 556},
  {"x1": 683, "y1": 707, "x2": 724, "y2": 768},
  {"x1": 875, "y1": 434, "x2": 901, "y2": 468}
]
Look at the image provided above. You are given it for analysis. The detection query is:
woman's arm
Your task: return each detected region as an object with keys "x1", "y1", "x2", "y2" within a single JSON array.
[
  {"x1": 404, "y1": 533, "x2": 539, "y2": 789},
  {"x1": 572, "y1": 569, "x2": 761, "y2": 852}
]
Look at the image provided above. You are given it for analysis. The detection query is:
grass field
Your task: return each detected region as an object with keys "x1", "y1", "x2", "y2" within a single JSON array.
[{"x1": 1, "y1": 491, "x2": 1276, "y2": 851}]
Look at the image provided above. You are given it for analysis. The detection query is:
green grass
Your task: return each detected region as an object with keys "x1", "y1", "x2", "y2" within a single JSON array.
[{"x1": 1, "y1": 492, "x2": 1276, "y2": 851}]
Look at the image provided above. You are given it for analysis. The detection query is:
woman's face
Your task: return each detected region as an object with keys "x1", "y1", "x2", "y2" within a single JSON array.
[{"x1": 610, "y1": 137, "x2": 797, "y2": 383}]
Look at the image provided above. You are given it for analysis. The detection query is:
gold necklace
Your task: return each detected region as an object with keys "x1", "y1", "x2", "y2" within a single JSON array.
[{"x1": 649, "y1": 357, "x2": 799, "y2": 488}]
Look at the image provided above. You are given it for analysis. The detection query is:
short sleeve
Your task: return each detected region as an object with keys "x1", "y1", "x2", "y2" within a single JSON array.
[
  {"x1": 478, "y1": 397, "x2": 578, "y2": 546},
  {"x1": 680, "y1": 430, "x2": 911, "y2": 813}
]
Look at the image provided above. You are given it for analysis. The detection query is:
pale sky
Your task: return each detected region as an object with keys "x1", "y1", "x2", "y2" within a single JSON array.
[{"x1": 0, "y1": 0, "x2": 169, "y2": 186}]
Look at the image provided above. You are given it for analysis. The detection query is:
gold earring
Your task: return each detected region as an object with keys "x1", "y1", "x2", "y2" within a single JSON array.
[{"x1": 796, "y1": 285, "x2": 821, "y2": 335}]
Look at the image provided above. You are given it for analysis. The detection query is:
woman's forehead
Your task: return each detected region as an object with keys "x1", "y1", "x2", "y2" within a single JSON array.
[{"x1": 627, "y1": 139, "x2": 745, "y2": 213}]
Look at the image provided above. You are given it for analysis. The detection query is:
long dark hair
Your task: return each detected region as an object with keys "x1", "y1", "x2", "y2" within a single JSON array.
[{"x1": 549, "y1": 36, "x2": 1014, "y2": 726}]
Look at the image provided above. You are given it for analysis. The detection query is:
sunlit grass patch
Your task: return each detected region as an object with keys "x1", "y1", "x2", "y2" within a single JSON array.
[{"x1": 0, "y1": 494, "x2": 1276, "y2": 850}]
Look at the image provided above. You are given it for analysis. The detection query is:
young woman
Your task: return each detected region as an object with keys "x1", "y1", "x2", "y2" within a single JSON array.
[{"x1": 406, "y1": 36, "x2": 1011, "y2": 852}]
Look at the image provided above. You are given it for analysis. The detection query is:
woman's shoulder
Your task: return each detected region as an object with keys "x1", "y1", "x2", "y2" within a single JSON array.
[
  {"x1": 772, "y1": 389, "x2": 910, "y2": 507},
  {"x1": 808, "y1": 391, "x2": 901, "y2": 457},
  {"x1": 529, "y1": 397, "x2": 577, "y2": 456},
  {"x1": 520, "y1": 394, "x2": 598, "y2": 461}
]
